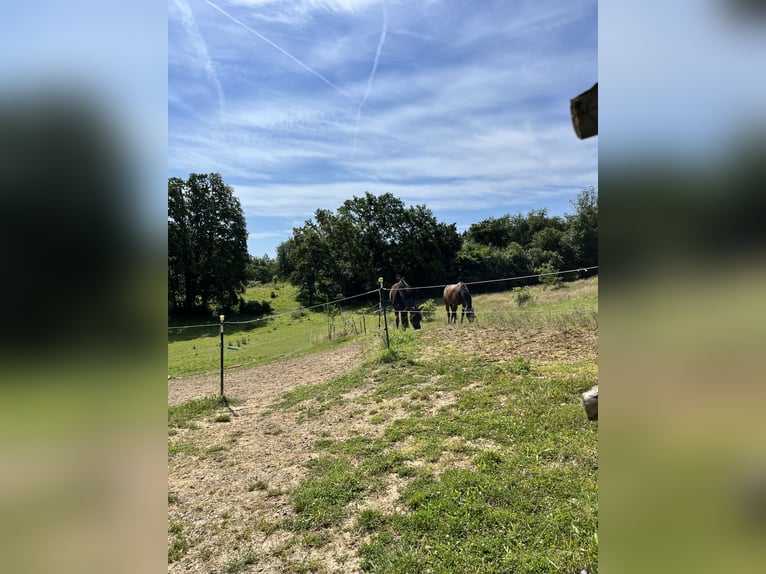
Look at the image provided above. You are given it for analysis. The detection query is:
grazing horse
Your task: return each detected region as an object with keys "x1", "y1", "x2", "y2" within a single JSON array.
[
  {"x1": 389, "y1": 279, "x2": 423, "y2": 330},
  {"x1": 443, "y1": 282, "x2": 476, "y2": 324}
]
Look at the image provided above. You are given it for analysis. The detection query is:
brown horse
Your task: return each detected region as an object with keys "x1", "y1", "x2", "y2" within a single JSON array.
[
  {"x1": 389, "y1": 279, "x2": 423, "y2": 330},
  {"x1": 443, "y1": 282, "x2": 475, "y2": 323}
]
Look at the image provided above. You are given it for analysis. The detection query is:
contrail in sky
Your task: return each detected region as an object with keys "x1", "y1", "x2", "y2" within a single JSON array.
[
  {"x1": 201, "y1": 0, "x2": 364, "y2": 108},
  {"x1": 174, "y1": 0, "x2": 226, "y2": 117},
  {"x1": 352, "y1": 6, "x2": 387, "y2": 159}
]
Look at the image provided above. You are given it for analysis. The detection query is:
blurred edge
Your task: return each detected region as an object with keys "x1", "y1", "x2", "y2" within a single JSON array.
[
  {"x1": 0, "y1": 2, "x2": 166, "y2": 573},
  {"x1": 600, "y1": 1, "x2": 766, "y2": 573}
]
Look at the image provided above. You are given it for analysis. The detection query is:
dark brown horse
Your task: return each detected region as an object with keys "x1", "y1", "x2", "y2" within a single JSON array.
[
  {"x1": 389, "y1": 279, "x2": 422, "y2": 330},
  {"x1": 443, "y1": 282, "x2": 475, "y2": 323}
]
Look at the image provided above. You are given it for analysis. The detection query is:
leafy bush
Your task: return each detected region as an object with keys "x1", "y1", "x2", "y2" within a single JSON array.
[
  {"x1": 238, "y1": 299, "x2": 272, "y2": 316},
  {"x1": 419, "y1": 298, "x2": 437, "y2": 321},
  {"x1": 513, "y1": 286, "x2": 533, "y2": 307},
  {"x1": 536, "y1": 262, "x2": 563, "y2": 289}
]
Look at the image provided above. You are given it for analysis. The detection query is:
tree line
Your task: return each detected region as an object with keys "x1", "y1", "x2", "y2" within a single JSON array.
[{"x1": 168, "y1": 173, "x2": 597, "y2": 315}]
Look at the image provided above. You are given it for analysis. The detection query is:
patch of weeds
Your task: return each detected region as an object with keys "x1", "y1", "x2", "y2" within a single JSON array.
[
  {"x1": 277, "y1": 371, "x2": 365, "y2": 410},
  {"x1": 224, "y1": 550, "x2": 258, "y2": 573},
  {"x1": 302, "y1": 531, "x2": 330, "y2": 548},
  {"x1": 235, "y1": 527, "x2": 253, "y2": 542},
  {"x1": 214, "y1": 414, "x2": 231, "y2": 423},
  {"x1": 271, "y1": 537, "x2": 297, "y2": 559},
  {"x1": 504, "y1": 356, "x2": 532, "y2": 374},
  {"x1": 168, "y1": 491, "x2": 180, "y2": 504},
  {"x1": 290, "y1": 457, "x2": 371, "y2": 529},
  {"x1": 168, "y1": 428, "x2": 178, "y2": 436},
  {"x1": 255, "y1": 517, "x2": 279, "y2": 534},
  {"x1": 168, "y1": 442, "x2": 199, "y2": 457},
  {"x1": 247, "y1": 480, "x2": 268, "y2": 492},
  {"x1": 198, "y1": 548, "x2": 213, "y2": 561},
  {"x1": 474, "y1": 450, "x2": 503, "y2": 473},
  {"x1": 282, "y1": 558, "x2": 324, "y2": 573},
  {"x1": 168, "y1": 395, "x2": 229, "y2": 429},
  {"x1": 370, "y1": 413, "x2": 389, "y2": 424},
  {"x1": 266, "y1": 488, "x2": 283, "y2": 498},
  {"x1": 229, "y1": 430, "x2": 244, "y2": 442},
  {"x1": 167, "y1": 535, "x2": 190, "y2": 563},
  {"x1": 321, "y1": 436, "x2": 378, "y2": 458},
  {"x1": 410, "y1": 389, "x2": 431, "y2": 401},
  {"x1": 396, "y1": 465, "x2": 417, "y2": 478},
  {"x1": 356, "y1": 509, "x2": 388, "y2": 533},
  {"x1": 168, "y1": 521, "x2": 183, "y2": 535},
  {"x1": 364, "y1": 450, "x2": 409, "y2": 476}
]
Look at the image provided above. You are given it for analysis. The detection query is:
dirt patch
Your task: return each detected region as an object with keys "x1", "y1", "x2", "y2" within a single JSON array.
[{"x1": 168, "y1": 326, "x2": 597, "y2": 573}]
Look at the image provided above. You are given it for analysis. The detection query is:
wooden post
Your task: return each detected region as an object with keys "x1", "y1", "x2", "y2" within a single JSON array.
[{"x1": 378, "y1": 277, "x2": 389, "y2": 348}]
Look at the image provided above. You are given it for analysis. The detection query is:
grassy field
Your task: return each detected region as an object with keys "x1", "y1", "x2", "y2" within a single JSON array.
[
  {"x1": 168, "y1": 277, "x2": 598, "y2": 573},
  {"x1": 168, "y1": 282, "x2": 376, "y2": 377}
]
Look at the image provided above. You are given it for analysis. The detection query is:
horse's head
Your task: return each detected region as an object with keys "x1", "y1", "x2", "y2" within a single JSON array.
[
  {"x1": 465, "y1": 306, "x2": 476, "y2": 323},
  {"x1": 409, "y1": 306, "x2": 423, "y2": 330}
]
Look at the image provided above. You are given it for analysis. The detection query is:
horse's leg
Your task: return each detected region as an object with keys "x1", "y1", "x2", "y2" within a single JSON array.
[{"x1": 460, "y1": 306, "x2": 465, "y2": 323}]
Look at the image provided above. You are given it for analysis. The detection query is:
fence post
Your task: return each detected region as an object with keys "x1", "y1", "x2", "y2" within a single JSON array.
[
  {"x1": 378, "y1": 277, "x2": 389, "y2": 348},
  {"x1": 219, "y1": 314, "x2": 225, "y2": 396}
]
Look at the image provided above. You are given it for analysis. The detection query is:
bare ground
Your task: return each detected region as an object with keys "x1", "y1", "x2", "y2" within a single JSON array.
[{"x1": 168, "y1": 326, "x2": 597, "y2": 573}]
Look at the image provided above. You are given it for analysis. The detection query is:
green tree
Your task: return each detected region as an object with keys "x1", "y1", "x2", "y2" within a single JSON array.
[
  {"x1": 277, "y1": 192, "x2": 460, "y2": 302},
  {"x1": 563, "y1": 186, "x2": 598, "y2": 269},
  {"x1": 246, "y1": 254, "x2": 279, "y2": 284},
  {"x1": 168, "y1": 173, "x2": 250, "y2": 314}
]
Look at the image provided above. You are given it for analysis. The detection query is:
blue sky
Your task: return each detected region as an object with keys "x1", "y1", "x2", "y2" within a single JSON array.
[{"x1": 169, "y1": 0, "x2": 598, "y2": 259}]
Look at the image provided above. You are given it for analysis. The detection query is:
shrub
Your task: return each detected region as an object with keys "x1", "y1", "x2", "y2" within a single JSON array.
[
  {"x1": 238, "y1": 299, "x2": 272, "y2": 316},
  {"x1": 513, "y1": 286, "x2": 533, "y2": 307},
  {"x1": 536, "y1": 262, "x2": 562, "y2": 289},
  {"x1": 419, "y1": 298, "x2": 437, "y2": 321}
]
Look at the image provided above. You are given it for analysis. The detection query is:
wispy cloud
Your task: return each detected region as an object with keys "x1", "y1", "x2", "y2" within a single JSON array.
[
  {"x1": 351, "y1": 4, "x2": 387, "y2": 158},
  {"x1": 171, "y1": 0, "x2": 226, "y2": 117},
  {"x1": 201, "y1": 0, "x2": 365, "y2": 108}
]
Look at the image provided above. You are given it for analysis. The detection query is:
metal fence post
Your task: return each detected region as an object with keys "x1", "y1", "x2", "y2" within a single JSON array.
[{"x1": 219, "y1": 314, "x2": 225, "y2": 396}]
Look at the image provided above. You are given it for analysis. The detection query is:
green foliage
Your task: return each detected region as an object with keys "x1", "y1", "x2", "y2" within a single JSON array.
[
  {"x1": 290, "y1": 457, "x2": 371, "y2": 529},
  {"x1": 224, "y1": 550, "x2": 258, "y2": 573},
  {"x1": 277, "y1": 192, "x2": 460, "y2": 304},
  {"x1": 536, "y1": 261, "x2": 563, "y2": 289},
  {"x1": 513, "y1": 286, "x2": 533, "y2": 307},
  {"x1": 238, "y1": 298, "x2": 272, "y2": 316},
  {"x1": 418, "y1": 298, "x2": 437, "y2": 321},
  {"x1": 168, "y1": 173, "x2": 250, "y2": 315},
  {"x1": 246, "y1": 253, "x2": 279, "y2": 284},
  {"x1": 168, "y1": 395, "x2": 228, "y2": 429},
  {"x1": 455, "y1": 188, "x2": 597, "y2": 288}
]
